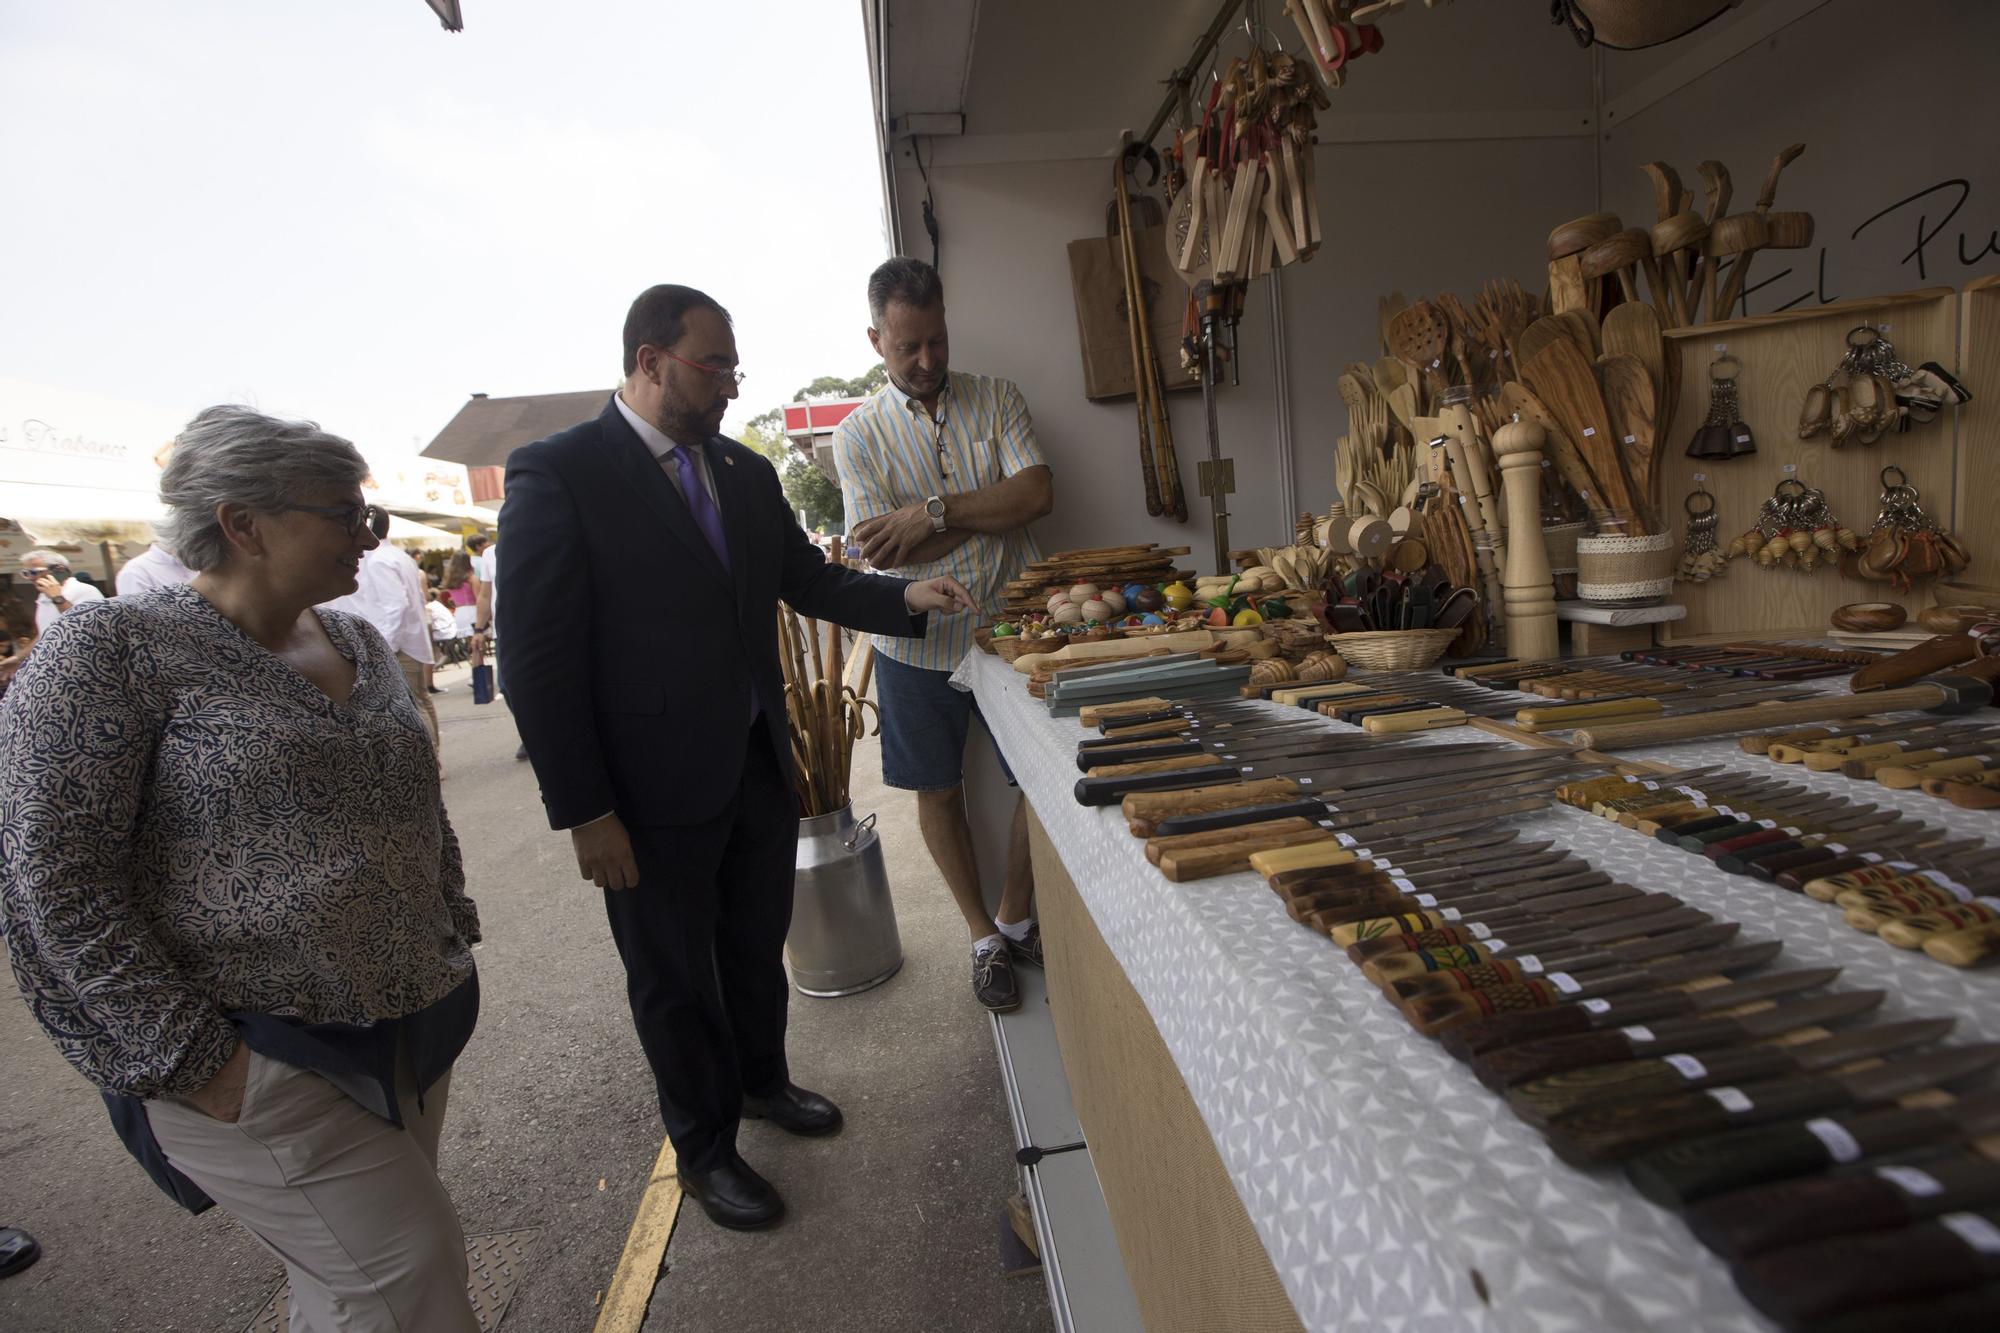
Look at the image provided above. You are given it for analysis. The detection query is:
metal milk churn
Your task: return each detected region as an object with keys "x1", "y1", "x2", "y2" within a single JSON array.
[{"x1": 786, "y1": 804, "x2": 903, "y2": 997}]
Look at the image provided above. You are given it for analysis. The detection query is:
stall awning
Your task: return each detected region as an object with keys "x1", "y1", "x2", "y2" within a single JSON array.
[
  {"x1": 0, "y1": 479, "x2": 164, "y2": 545},
  {"x1": 422, "y1": 390, "x2": 609, "y2": 469},
  {"x1": 386, "y1": 514, "x2": 464, "y2": 551}
]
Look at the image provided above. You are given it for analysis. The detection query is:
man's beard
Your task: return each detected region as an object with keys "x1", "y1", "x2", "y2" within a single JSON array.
[{"x1": 655, "y1": 386, "x2": 724, "y2": 445}]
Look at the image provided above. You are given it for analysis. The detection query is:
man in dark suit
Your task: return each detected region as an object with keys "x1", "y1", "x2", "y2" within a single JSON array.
[{"x1": 498, "y1": 284, "x2": 975, "y2": 1230}]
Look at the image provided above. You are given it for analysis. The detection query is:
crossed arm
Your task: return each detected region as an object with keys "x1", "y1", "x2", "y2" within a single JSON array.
[{"x1": 850, "y1": 463, "x2": 1054, "y2": 570}]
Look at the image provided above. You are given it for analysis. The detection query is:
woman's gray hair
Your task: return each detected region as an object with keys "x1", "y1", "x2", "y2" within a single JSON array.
[{"x1": 158, "y1": 405, "x2": 370, "y2": 572}]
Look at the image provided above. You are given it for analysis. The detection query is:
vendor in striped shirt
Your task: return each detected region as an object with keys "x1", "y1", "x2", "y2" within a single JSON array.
[{"x1": 834, "y1": 257, "x2": 1055, "y2": 1014}]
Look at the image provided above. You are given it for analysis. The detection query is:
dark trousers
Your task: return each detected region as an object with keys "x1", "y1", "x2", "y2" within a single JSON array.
[{"x1": 602, "y1": 730, "x2": 799, "y2": 1174}]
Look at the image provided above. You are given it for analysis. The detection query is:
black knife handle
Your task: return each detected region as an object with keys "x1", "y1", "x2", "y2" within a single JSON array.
[
  {"x1": 1150, "y1": 799, "x2": 1329, "y2": 836},
  {"x1": 1624, "y1": 1105, "x2": 1961, "y2": 1207},
  {"x1": 1732, "y1": 1215, "x2": 2000, "y2": 1326},
  {"x1": 1073, "y1": 765, "x2": 1234, "y2": 806}
]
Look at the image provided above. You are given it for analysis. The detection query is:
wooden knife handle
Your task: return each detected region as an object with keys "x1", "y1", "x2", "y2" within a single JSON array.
[
  {"x1": 1362, "y1": 944, "x2": 1496, "y2": 986},
  {"x1": 1731, "y1": 1220, "x2": 1998, "y2": 1327},
  {"x1": 1925, "y1": 920, "x2": 2000, "y2": 968},
  {"x1": 1879, "y1": 756, "x2": 1989, "y2": 788},
  {"x1": 1518, "y1": 698, "x2": 1666, "y2": 727},
  {"x1": 1944, "y1": 779, "x2": 2000, "y2": 810},
  {"x1": 1121, "y1": 778, "x2": 1301, "y2": 835},
  {"x1": 1547, "y1": 1078, "x2": 1837, "y2": 1166},
  {"x1": 1849, "y1": 633, "x2": 1980, "y2": 692},
  {"x1": 1510, "y1": 1049, "x2": 1785, "y2": 1127},
  {"x1": 1158, "y1": 828, "x2": 1333, "y2": 882},
  {"x1": 1086, "y1": 752, "x2": 1219, "y2": 778},
  {"x1": 1845, "y1": 746, "x2": 1951, "y2": 779},
  {"x1": 1363, "y1": 706, "x2": 1467, "y2": 734},
  {"x1": 1576, "y1": 685, "x2": 1952, "y2": 749},
  {"x1": 1689, "y1": 1172, "x2": 1929, "y2": 1262},
  {"x1": 1441, "y1": 1003, "x2": 1610, "y2": 1060},
  {"x1": 1401, "y1": 980, "x2": 1571, "y2": 1036},
  {"x1": 1144, "y1": 816, "x2": 1323, "y2": 865},
  {"x1": 1250, "y1": 840, "x2": 1364, "y2": 878},
  {"x1": 1471, "y1": 1029, "x2": 1643, "y2": 1090}
]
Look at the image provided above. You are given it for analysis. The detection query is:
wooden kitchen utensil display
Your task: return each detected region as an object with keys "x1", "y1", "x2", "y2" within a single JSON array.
[{"x1": 1685, "y1": 354, "x2": 1753, "y2": 459}]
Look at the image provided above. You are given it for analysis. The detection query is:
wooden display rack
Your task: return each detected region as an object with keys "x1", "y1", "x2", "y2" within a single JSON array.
[
  {"x1": 1656, "y1": 287, "x2": 1961, "y2": 642},
  {"x1": 1952, "y1": 273, "x2": 2000, "y2": 572}
]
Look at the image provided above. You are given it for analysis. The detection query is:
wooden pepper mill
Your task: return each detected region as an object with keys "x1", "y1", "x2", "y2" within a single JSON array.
[{"x1": 1493, "y1": 415, "x2": 1560, "y2": 661}]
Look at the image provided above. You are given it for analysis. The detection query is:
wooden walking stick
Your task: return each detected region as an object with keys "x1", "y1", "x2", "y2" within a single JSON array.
[{"x1": 1113, "y1": 151, "x2": 1164, "y2": 518}]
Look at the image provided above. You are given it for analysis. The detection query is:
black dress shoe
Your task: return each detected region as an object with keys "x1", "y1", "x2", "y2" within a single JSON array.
[
  {"x1": 0, "y1": 1227, "x2": 41, "y2": 1279},
  {"x1": 742, "y1": 1083, "x2": 843, "y2": 1136},
  {"x1": 677, "y1": 1154, "x2": 784, "y2": 1231}
]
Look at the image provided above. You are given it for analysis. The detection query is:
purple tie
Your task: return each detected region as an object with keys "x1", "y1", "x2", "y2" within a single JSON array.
[{"x1": 670, "y1": 445, "x2": 731, "y2": 571}]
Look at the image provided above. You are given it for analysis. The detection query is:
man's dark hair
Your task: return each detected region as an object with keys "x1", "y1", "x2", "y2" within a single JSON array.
[
  {"x1": 465, "y1": 535, "x2": 489, "y2": 554},
  {"x1": 622, "y1": 284, "x2": 731, "y2": 376},
  {"x1": 867, "y1": 257, "x2": 944, "y2": 326}
]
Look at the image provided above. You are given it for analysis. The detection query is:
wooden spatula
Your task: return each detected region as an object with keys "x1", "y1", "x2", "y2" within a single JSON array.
[
  {"x1": 1601, "y1": 302, "x2": 1666, "y2": 399},
  {"x1": 1389, "y1": 301, "x2": 1451, "y2": 390},
  {"x1": 1500, "y1": 381, "x2": 1611, "y2": 531},
  {"x1": 1523, "y1": 340, "x2": 1647, "y2": 533},
  {"x1": 1552, "y1": 309, "x2": 1601, "y2": 359},
  {"x1": 1598, "y1": 354, "x2": 1659, "y2": 531},
  {"x1": 1515, "y1": 315, "x2": 1572, "y2": 372}
]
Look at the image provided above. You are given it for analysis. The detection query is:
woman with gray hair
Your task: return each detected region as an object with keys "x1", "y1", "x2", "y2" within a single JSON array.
[{"x1": 0, "y1": 405, "x2": 482, "y2": 1332}]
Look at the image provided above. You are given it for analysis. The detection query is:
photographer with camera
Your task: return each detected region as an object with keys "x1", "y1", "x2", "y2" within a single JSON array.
[{"x1": 21, "y1": 549, "x2": 105, "y2": 631}]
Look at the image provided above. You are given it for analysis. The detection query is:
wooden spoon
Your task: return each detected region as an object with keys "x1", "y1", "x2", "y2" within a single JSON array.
[
  {"x1": 1523, "y1": 340, "x2": 1646, "y2": 533},
  {"x1": 1389, "y1": 301, "x2": 1451, "y2": 389},
  {"x1": 1600, "y1": 302, "x2": 1667, "y2": 400},
  {"x1": 1500, "y1": 381, "x2": 1611, "y2": 530},
  {"x1": 1597, "y1": 354, "x2": 1659, "y2": 531}
]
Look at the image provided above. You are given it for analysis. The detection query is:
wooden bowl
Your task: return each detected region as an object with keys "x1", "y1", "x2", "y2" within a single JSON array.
[
  {"x1": 1547, "y1": 212, "x2": 1622, "y2": 260},
  {"x1": 1830, "y1": 602, "x2": 1907, "y2": 634},
  {"x1": 1916, "y1": 605, "x2": 1994, "y2": 635}
]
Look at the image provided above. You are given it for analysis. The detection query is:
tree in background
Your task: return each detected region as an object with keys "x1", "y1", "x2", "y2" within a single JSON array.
[{"x1": 735, "y1": 363, "x2": 886, "y2": 533}]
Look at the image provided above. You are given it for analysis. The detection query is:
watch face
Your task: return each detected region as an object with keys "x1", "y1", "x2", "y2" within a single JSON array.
[{"x1": 927, "y1": 498, "x2": 945, "y2": 516}]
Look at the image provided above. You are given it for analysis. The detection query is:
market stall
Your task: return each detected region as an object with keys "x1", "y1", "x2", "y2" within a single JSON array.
[{"x1": 861, "y1": 1, "x2": 2000, "y2": 1329}]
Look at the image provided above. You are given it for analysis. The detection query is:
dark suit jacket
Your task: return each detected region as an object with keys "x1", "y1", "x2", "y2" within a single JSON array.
[{"x1": 497, "y1": 397, "x2": 925, "y2": 830}]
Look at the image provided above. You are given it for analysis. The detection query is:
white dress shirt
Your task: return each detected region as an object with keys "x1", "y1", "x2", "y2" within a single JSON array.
[
  {"x1": 36, "y1": 576, "x2": 105, "y2": 632},
  {"x1": 115, "y1": 544, "x2": 197, "y2": 597},
  {"x1": 426, "y1": 599, "x2": 458, "y2": 640},
  {"x1": 614, "y1": 392, "x2": 719, "y2": 506},
  {"x1": 323, "y1": 544, "x2": 434, "y2": 664}
]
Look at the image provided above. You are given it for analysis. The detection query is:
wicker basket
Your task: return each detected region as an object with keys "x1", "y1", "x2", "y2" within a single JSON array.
[{"x1": 1325, "y1": 627, "x2": 1461, "y2": 671}]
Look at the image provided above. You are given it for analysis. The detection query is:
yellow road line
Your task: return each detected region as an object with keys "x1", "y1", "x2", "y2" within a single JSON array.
[{"x1": 592, "y1": 1136, "x2": 683, "y2": 1333}]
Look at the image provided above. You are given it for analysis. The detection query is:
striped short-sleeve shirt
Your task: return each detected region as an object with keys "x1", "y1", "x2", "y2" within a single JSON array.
[{"x1": 833, "y1": 370, "x2": 1045, "y2": 670}]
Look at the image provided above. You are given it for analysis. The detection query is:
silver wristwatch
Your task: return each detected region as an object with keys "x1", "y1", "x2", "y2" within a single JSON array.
[{"x1": 925, "y1": 495, "x2": 947, "y2": 533}]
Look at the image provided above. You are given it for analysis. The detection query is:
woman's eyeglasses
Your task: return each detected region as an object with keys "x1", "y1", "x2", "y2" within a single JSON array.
[{"x1": 284, "y1": 503, "x2": 391, "y2": 539}]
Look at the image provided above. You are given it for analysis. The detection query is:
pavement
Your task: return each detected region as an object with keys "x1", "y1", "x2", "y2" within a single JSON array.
[{"x1": 0, "y1": 660, "x2": 1055, "y2": 1333}]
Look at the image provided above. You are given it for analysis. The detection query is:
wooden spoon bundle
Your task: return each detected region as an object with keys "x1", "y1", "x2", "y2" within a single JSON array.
[{"x1": 1169, "y1": 44, "x2": 1324, "y2": 286}]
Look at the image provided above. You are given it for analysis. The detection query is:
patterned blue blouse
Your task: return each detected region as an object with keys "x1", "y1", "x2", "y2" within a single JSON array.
[{"x1": 0, "y1": 583, "x2": 480, "y2": 1101}]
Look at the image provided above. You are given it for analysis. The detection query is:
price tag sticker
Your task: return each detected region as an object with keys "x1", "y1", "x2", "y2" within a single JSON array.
[
  {"x1": 1921, "y1": 869, "x2": 1970, "y2": 897},
  {"x1": 1676, "y1": 786, "x2": 1704, "y2": 800},
  {"x1": 1805, "y1": 1117, "x2": 1863, "y2": 1163},
  {"x1": 1414, "y1": 893, "x2": 1439, "y2": 907},
  {"x1": 1549, "y1": 972, "x2": 1582, "y2": 994},
  {"x1": 1467, "y1": 922, "x2": 1494, "y2": 940},
  {"x1": 1875, "y1": 1165, "x2": 1944, "y2": 1198},
  {"x1": 1582, "y1": 427, "x2": 1598, "y2": 438},
  {"x1": 1976, "y1": 896, "x2": 2000, "y2": 914},
  {"x1": 1941, "y1": 1213, "x2": 2000, "y2": 1256},
  {"x1": 1392, "y1": 876, "x2": 1417, "y2": 893},
  {"x1": 1351, "y1": 848, "x2": 1372, "y2": 861},
  {"x1": 1486, "y1": 938, "x2": 1511, "y2": 955},
  {"x1": 1516, "y1": 955, "x2": 1545, "y2": 974},
  {"x1": 1707, "y1": 1086, "x2": 1754, "y2": 1114},
  {"x1": 1581, "y1": 998, "x2": 1613, "y2": 1015},
  {"x1": 1734, "y1": 433, "x2": 1752, "y2": 444},
  {"x1": 1889, "y1": 861, "x2": 1918, "y2": 871},
  {"x1": 1665, "y1": 1053, "x2": 1710, "y2": 1081},
  {"x1": 1336, "y1": 832, "x2": 1358, "y2": 848},
  {"x1": 1440, "y1": 907, "x2": 1463, "y2": 922},
  {"x1": 1824, "y1": 843, "x2": 1848, "y2": 855},
  {"x1": 1622, "y1": 434, "x2": 1637, "y2": 445},
  {"x1": 1618, "y1": 1024, "x2": 1656, "y2": 1043},
  {"x1": 1713, "y1": 342, "x2": 1728, "y2": 353},
  {"x1": 1861, "y1": 851, "x2": 1885, "y2": 863}
]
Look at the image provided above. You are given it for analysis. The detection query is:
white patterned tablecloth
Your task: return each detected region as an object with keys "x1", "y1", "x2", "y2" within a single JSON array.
[{"x1": 960, "y1": 650, "x2": 2000, "y2": 1333}]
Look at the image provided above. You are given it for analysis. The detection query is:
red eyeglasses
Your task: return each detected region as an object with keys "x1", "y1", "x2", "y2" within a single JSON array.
[{"x1": 658, "y1": 348, "x2": 746, "y2": 387}]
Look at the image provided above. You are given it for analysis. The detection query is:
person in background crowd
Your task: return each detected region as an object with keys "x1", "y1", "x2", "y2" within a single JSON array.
[
  {"x1": 21, "y1": 549, "x2": 106, "y2": 631},
  {"x1": 831, "y1": 256, "x2": 1053, "y2": 1013},
  {"x1": 428, "y1": 588, "x2": 465, "y2": 667},
  {"x1": 116, "y1": 540, "x2": 197, "y2": 595},
  {"x1": 323, "y1": 540, "x2": 442, "y2": 768},
  {"x1": 442, "y1": 551, "x2": 479, "y2": 638},
  {"x1": 0, "y1": 596, "x2": 38, "y2": 701},
  {"x1": 0, "y1": 405, "x2": 483, "y2": 1333},
  {"x1": 499, "y1": 283, "x2": 976, "y2": 1231},
  {"x1": 71, "y1": 571, "x2": 103, "y2": 592}
]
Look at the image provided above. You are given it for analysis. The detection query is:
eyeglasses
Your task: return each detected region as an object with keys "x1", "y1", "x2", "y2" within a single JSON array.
[
  {"x1": 284, "y1": 503, "x2": 390, "y2": 539},
  {"x1": 658, "y1": 347, "x2": 746, "y2": 387}
]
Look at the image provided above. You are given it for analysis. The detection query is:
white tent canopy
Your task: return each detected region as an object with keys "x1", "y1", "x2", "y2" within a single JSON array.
[{"x1": 385, "y1": 514, "x2": 462, "y2": 550}]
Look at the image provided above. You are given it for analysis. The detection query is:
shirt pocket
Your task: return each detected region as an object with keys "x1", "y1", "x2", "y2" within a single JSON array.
[{"x1": 959, "y1": 436, "x2": 1004, "y2": 490}]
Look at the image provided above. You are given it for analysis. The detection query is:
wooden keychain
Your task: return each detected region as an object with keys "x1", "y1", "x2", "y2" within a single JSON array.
[{"x1": 1676, "y1": 484, "x2": 1727, "y2": 582}]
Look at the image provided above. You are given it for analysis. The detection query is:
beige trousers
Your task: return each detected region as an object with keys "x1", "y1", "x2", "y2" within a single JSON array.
[
  {"x1": 397, "y1": 652, "x2": 440, "y2": 754},
  {"x1": 146, "y1": 1051, "x2": 478, "y2": 1333}
]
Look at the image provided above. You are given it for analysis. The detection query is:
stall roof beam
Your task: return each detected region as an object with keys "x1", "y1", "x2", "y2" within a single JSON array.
[{"x1": 1601, "y1": 0, "x2": 1832, "y2": 129}]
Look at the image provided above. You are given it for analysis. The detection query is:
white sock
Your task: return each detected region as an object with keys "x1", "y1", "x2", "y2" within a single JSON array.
[
  {"x1": 974, "y1": 932, "x2": 1007, "y2": 956},
  {"x1": 995, "y1": 915, "x2": 1036, "y2": 943}
]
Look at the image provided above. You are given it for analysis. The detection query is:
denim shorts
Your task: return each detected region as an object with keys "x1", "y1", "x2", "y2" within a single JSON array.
[{"x1": 872, "y1": 651, "x2": 1015, "y2": 792}]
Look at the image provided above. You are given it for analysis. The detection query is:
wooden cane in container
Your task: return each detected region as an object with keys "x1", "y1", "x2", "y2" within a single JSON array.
[
  {"x1": 1695, "y1": 212, "x2": 1771, "y2": 323},
  {"x1": 1113, "y1": 151, "x2": 1165, "y2": 518},
  {"x1": 1713, "y1": 143, "x2": 1806, "y2": 317},
  {"x1": 1579, "y1": 228, "x2": 1652, "y2": 306},
  {"x1": 1718, "y1": 209, "x2": 1815, "y2": 320},
  {"x1": 1547, "y1": 212, "x2": 1620, "y2": 314},
  {"x1": 1494, "y1": 417, "x2": 1560, "y2": 661}
]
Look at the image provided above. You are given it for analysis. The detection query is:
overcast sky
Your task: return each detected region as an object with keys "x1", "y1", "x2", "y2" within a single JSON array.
[{"x1": 0, "y1": 0, "x2": 888, "y2": 457}]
